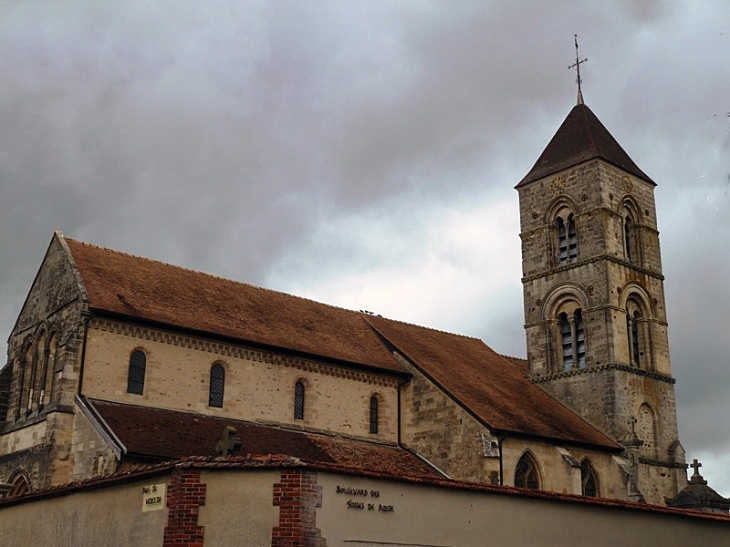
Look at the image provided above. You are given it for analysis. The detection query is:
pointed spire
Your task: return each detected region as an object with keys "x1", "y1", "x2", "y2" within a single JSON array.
[
  {"x1": 569, "y1": 35, "x2": 587, "y2": 105},
  {"x1": 516, "y1": 104, "x2": 655, "y2": 188}
]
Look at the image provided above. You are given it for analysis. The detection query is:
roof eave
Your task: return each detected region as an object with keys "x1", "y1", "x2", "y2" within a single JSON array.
[{"x1": 87, "y1": 308, "x2": 412, "y2": 380}]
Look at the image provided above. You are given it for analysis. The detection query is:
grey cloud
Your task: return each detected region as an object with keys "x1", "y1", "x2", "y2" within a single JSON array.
[{"x1": 2, "y1": 1, "x2": 730, "y2": 492}]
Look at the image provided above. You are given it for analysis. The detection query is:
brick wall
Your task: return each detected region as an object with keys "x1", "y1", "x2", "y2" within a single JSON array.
[
  {"x1": 163, "y1": 468, "x2": 207, "y2": 547},
  {"x1": 272, "y1": 469, "x2": 325, "y2": 547}
]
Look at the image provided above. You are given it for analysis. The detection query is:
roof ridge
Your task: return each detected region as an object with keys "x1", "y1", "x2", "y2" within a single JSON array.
[
  {"x1": 64, "y1": 236, "x2": 386, "y2": 319},
  {"x1": 366, "y1": 314, "x2": 483, "y2": 342}
]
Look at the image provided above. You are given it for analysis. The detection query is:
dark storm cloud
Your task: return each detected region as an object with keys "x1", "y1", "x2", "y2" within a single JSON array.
[{"x1": 1, "y1": 1, "x2": 730, "y2": 490}]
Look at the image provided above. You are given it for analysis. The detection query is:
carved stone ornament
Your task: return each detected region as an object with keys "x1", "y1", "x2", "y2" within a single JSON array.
[
  {"x1": 622, "y1": 175, "x2": 633, "y2": 193},
  {"x1": 550, "y1": 175, "x2": 567, "y2": 196}
]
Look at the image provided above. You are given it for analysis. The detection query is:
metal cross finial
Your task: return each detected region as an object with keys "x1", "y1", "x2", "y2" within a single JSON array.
[{"x1": 568, "y1": 34, "x2": 588, "y2": 104}]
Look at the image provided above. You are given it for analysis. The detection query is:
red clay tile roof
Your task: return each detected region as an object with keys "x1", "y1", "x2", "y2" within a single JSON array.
[
  {"x1": 88, "y1": 399, "x2": 441, "y2": 478},
  {"x1": 64, "y1": 237, "x2": 407, "y2": 376},
  {"x1": 516, "y1": 103, "x2": 654, "y2": 188},
  {"x1": 61, "y1": 235, "x2": 618, "y2": 450},
  {"x1": 364, "y1": 316, "x2": 621, "y2": 450}
]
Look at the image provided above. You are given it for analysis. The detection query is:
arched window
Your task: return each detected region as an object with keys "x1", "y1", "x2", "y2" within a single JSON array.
[
  {"x1": 627, "y1": 310, "x2": 641, "y2": 366},
  {"x1": 127, "y1": 350, "x2": 146, "y2": 395},
  {"x1": 625, "y1": 297, "x2": 651, "y2": 369},
  {"x1": 636, "y1": 403, "x2": 657, "y2": 458},
  {"x1": 369, "y1": 395, "x2": 379, "y2": 434},
  {"x1": 38, "y1": 333, "x2": 58, "y2": 409},
  {"x1": 514, "y1": 452, "x2": 541, "y2": 490},
  {"x1": 559, "y1": 308, "x2": 586, "y2": 372},
  {"x1": 557, "y1": 213, "x2": 577, "y2": 264},
  {"x1": 28, "y1": 330, "x2": 47, "y2": 413},
  {"x1": 294, "y1": 381, "x2": 305, "y2": 420},
  {"x1": 8, "y1": 473, "x2": 30, "y2": 498},
  {"x1": 581, "y1": 460, "x2": 599, "y2": 497},
  {"x1": 17, "y1": 343, "x2": 33, "y2": 418},
  {"x1": 624, "y1": 215, "x2": 633, "y2": 261},
  {"x1": 209, "y1": 363, "x2": 225, "y2": 408}
]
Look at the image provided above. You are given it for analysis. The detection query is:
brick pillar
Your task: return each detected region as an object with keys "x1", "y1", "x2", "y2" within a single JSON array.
[
  {"x1": 272, "y1": 469, "x2": 326, "y2": 547},
  {"x1": 163, "y1": 468, "x2": 207, "y2": 547}
]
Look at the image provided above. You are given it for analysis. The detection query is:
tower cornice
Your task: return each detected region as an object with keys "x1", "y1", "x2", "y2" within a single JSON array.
[{"x1": 521, "y1": 253, "x2": 665, "y2": 284}]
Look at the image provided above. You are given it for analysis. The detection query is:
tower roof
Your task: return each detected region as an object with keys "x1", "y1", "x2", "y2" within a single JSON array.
[{"x1": 516, "y1": 103, "x2": 655, "y2": 188}]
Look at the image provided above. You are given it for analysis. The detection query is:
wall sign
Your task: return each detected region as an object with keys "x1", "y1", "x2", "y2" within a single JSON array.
[
  {"x1": 142, "y1": 483, "x2": 166, "y2": 512},
  {"x1": 335, "y1": 484, "x2": 394, "y2": 513}
]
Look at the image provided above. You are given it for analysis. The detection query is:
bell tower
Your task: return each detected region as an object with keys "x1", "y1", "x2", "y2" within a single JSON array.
[{"x1": 515, "y1": 102, "x2": 685, "y2": 503}]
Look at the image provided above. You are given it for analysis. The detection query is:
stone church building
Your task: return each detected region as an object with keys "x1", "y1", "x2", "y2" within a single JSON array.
[{"x1": 0, "y1": 101, "x2": 727, "y2": 545}]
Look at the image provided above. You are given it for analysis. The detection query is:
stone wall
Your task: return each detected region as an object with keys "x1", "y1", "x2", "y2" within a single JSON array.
[
  {"x1": 81, "y1": 318, "x2": 400, "y2": 442},
  {"x1": 316, "y1": 471, "x2": 730, "y2": 547},
  {"x1": 398, "y1": 353, "x2": 499, "y2": 483}
]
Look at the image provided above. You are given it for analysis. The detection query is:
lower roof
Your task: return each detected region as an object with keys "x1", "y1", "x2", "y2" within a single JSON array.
[{"x1": 87, "y1": 398, "x2": 442, "y2": 479}]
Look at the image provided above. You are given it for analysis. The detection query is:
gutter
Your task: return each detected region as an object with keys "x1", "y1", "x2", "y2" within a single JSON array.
[{"x1": 75, "y1": 395, "x2": 126, "y2": 460}]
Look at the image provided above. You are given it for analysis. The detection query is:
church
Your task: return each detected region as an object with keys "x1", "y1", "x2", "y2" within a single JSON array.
[{"x1": 0, "y1": 99, "x2": 728, "y2": 545}]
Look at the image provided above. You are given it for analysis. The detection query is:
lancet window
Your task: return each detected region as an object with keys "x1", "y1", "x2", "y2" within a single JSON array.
[
  {"x1": 369, "y1": 395, "x2": 379, "y2": 434},
  {"x1": 294, "y1": 381, "x2": 305, "y2": 420},
  {"x1": 514, "y1": 452, "x2": 541, "y2": 490},
  {"x1": 209, "y1": 363, "x2": 225, "y2": 408},
  {"x1": 127, "y1": 350, "x2": 146, "y2": 395}
]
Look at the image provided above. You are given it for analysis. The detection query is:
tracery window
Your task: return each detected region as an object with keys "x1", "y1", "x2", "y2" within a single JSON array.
[
  {"x1": 559, "y1": 308, "x2": 586, "y2": 371},
  {"x1": 127, "y1": 350, "x2": 146, "y2": 395},
  {"x1": 514, "y1": 452, "x2": 541, "y2": 489},
  {"x1": 294, "y1": 381, "x2": 305, "y2": 420},
  {"x1": 369, "y1": 395, "x2": 379, "y2": 434},
  {"x1": 209, "y1": 363, "x2": 225, "y2": 408},
  {"x1": 8, "y1": 473, "x2": 30, "y2": 498},
  {"x1": 557, "y1": 213, "x2": 577, "y2": 264},
  {"x1": 581, "y1": 460, "x2": 599, "y2": 497}
]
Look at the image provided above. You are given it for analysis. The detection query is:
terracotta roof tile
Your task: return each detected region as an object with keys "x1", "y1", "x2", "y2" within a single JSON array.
[
  {"x1": 365, "y1": 316, "x2": 621, "y2": 450},
  {"x1": 516, "y1": 103, "x2": 654, "y2": 187},
  {"x1": 89, "y1": 399, "x2": 441, "y2": 478},
  {"x1": 63, "y1": 236, "x2": 618, "y2": 450},
  {"x1": 64, "y1": 238, "x2": 407, "y2": 375}
]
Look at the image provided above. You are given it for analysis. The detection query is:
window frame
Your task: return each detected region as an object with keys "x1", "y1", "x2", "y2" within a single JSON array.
[
  {"x1": 581, "y1": 459, "x2": 599, "y2": 497},
  {"x1": 127, "y1": 349, "x2": 147, "y2": 395},
  {"x1": 208, "y1": 363, "x2": 226, "y2": 408},
  {"x1": 294, "y1": 381, "x2": 305, "y2": 420},
  {"x1": 369, "y1": 395, "x2": 379, "y2": 434},
  {"x1": 514, "y1": 452, "x2": 541, "y2": 490}
]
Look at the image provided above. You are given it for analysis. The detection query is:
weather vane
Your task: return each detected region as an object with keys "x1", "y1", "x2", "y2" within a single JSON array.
[{"x1": 568, "y1": 34, "x2": 588, "y2": 104}]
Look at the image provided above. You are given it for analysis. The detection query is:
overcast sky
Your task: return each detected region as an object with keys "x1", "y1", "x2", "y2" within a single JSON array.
[{"x1": 1, "y1": 1, "x2": 729, "y2": 495}]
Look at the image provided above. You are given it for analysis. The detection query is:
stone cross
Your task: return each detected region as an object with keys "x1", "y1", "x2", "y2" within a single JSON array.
[
  {"x1": 216, "y1": 426, "x2": 242, "y2": 456},
  {"x1": 690, "y1": 459, "x2": 702, "y2": 476}
]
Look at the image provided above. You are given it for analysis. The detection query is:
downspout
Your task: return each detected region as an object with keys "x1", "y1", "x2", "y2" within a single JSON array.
[
  {"x1": 76, "y1": 312, "x2": 92, "y2": 396},
  {"x1": 498, "y1": 434, "x2": 507, "y2": 486},
  {"x1": 397, "y1": 377, "x2": 406, "y2": 447}
]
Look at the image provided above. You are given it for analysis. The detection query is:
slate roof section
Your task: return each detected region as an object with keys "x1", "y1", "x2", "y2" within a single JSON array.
[
  {"x1": 64, "y1": 237, "x2": 407, "y2": 376},
  {"x1": 516, "y1": 103, "x2": 655, "y2": 188},
  {"x1": 365, "y1": 316, "x2": 621, "y2": 450},
  {"x1": 87, "y1": 399, "x2": 441, "y2": 478}
]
